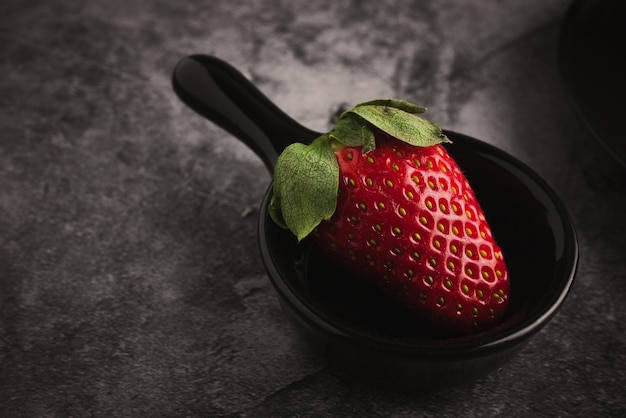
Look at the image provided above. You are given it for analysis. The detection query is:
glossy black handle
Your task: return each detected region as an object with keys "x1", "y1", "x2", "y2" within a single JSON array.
[{"x1": 172, "y1": 55, "x2": 320, "y2": 171}]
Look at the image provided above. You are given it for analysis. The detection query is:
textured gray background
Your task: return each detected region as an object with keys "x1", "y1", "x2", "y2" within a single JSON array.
[{"x1": 1, "y1": 0, "x2": 625, "y2": 416}]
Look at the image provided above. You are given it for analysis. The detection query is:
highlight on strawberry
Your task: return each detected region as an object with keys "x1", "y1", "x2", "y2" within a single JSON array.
[{"x1": 269, "y1": 99, "x2": 509, "y2": 333}]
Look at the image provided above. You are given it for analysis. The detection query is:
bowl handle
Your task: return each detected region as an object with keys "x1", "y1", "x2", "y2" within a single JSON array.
[{"x1": 172, "y1": 55, "x2": 320, "y2": 172}]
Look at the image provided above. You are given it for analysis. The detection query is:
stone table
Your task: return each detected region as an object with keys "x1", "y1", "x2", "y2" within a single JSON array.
[{"x1": 1, "y1": 0, "x2": 625, "y2": 416}]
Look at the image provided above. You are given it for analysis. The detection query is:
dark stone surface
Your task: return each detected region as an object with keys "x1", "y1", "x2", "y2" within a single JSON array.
[{"x1": 1, "y1": 0, "x2": 625, "y2": 416}]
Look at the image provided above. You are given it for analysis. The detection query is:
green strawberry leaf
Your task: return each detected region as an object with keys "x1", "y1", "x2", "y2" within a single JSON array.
[
  {"x1": 271, "y1": 135, "x2": 339, "y2": 241},
  {"x1": 347, "y1": 101, "x2": 450, "y2": 148},
  {"x1": 329, "y1": 116, "x2": 376, "y2": 153},
  {"x1": 270, "y1": 98, "x2": 449, "y2": 240}
]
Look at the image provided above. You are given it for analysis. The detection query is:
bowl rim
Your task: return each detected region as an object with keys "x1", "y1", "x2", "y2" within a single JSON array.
[{"x1": 258, "y1": 130, "x2": 578, "y2": 358}]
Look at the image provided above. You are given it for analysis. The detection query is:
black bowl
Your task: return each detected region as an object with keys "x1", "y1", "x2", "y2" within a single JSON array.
[
  {"x1": 172, "y1": 55, "x2": 578, "y2": 389},
  {"x1": 259, "y1": 131, "x2": 578, "y2": 389}
]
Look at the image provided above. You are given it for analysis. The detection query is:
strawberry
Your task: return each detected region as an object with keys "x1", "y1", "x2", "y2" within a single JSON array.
[{"x1": 269, "y1": 99, "x2": 509, "y2": 333}]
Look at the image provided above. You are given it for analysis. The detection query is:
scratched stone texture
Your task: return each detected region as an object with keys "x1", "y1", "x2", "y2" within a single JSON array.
[{"x1": 1, "y1": 0, "x2": 625, "y2": 416}]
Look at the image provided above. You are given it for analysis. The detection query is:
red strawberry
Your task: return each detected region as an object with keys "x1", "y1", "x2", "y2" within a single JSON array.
[{"x1": 270, "y1": 99, "x2": 509, "y2": 333}]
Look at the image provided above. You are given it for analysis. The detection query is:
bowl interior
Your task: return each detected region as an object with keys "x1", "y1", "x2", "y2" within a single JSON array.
[{"x1": 260, "y1": 131, "x2": 577, "y2": 352}]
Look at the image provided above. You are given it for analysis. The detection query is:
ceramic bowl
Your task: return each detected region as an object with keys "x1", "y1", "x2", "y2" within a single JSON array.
[
  {"x1": 173, "y1": 55, "x2": 579, "y2": 389},
  {"x1": 259, "y1": 130, "x2": 578, "y2": 388}
]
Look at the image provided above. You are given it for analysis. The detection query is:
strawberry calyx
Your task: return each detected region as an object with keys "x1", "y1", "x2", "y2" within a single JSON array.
[{"x1": 270, "y1": 99, "x2": 450, "y2": 241}]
